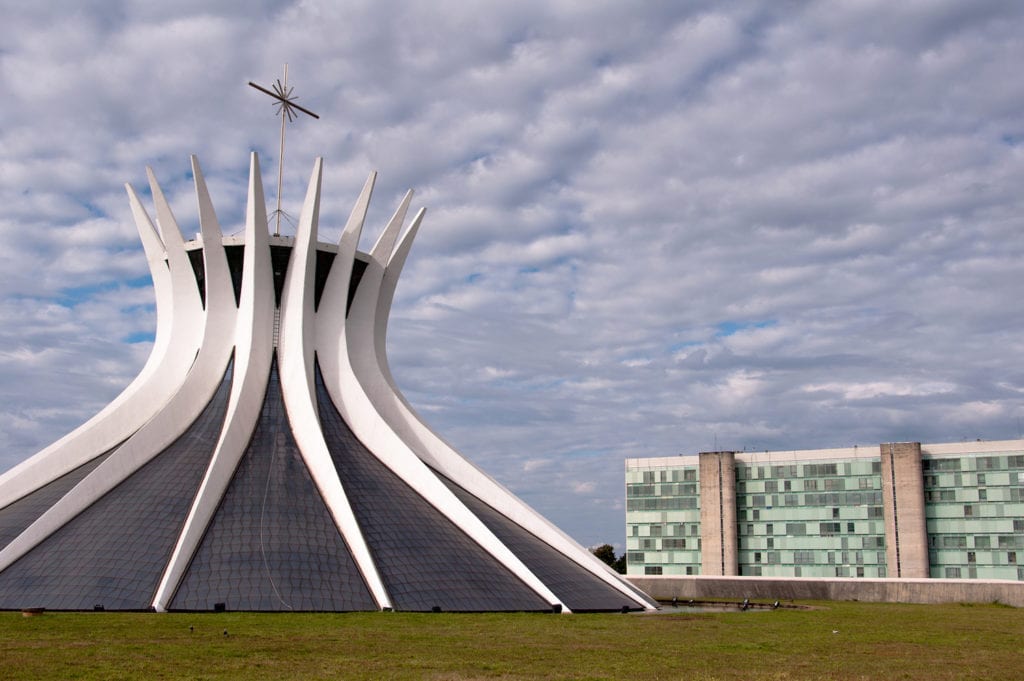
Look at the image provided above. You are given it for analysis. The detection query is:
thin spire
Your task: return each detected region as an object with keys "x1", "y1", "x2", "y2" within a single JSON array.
[{"x1": 248, "y1": 64, "x2": 320, "y2": 236}]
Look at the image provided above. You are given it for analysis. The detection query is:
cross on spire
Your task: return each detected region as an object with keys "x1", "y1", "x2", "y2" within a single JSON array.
[{"x1": 249, "y1": 64, "x2": 320, "y2": 236}]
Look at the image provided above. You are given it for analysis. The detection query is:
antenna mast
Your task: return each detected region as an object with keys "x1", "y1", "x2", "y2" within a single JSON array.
[{"x1": 248, "y1": 64, "x2": 320, "y2": 236}]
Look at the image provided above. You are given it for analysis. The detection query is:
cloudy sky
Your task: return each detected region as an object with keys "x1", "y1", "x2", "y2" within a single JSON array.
[{"x1": 2, "y1": 1, "x2": 1023, "y2": 549}]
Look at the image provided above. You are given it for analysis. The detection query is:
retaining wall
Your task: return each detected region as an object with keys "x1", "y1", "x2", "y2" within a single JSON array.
[{"x1": 626, "y1": 575, "x2": 1024, "y2": 607}]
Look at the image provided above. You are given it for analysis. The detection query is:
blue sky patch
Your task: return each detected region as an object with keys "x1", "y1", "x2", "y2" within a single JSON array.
[
  {"x1": 123, "y1": 331, "x2": 156, "y2": 344},
  {"x1": 57, "y1": 281, "x2": 121, "y2": 308},
  {"x1": 716, "y1": 320, "x2": 776, "y2": 337},
  {"x1": 668, "y1": 340, "x2": 702, "y2": 352}
]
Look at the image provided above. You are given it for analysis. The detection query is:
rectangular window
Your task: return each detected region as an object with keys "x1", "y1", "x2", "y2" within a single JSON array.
[
  {"x1": 977, "y1": 473, "x2": 986, "y2": 485},
  {"x1": 926, "y1": 458, "x2": 961, "y2": 472},
  {"x1": 686, "y1": 566, "x2": 693, "y2": 575},
  {"x1": 856, "y1": 567, "x2": 864, "y2": 578},
  {"x1": 765, "y1": 480, "x2": 778, "y2": 493},
  {"x1": 626, "y1": 484, "x2": 656, "y2": 497},
  {"x1": 964, "y1": 505, "x2": 973, "y2": 517},
  {"x1": 766, "y1": 538, "x2": 774, "y2": 549},
  {"x1": 1007, "y1": 455, "x2": 1024, "y2": 468},
  {"x1": 805, "y1": 463, "x2": 838, "y2": 477},
  {"x1": 945, "y1": 567, "x2": 961, "y2": 578},
  {"x1": 627, "y1": 552, "x2": 645, "y2": 563},
  {"x1": 804, "y1": 479, "x2": 818, "y2": 491},
  {"x1": 754, "y1": 552, "x2": 762, "y2": 563},
  {"x1": 1010, "y1": 552, "x2": 1018, "y2": 564},
  {"x1": 786, "y1": 523, "x2": 807, "y2": 536},
  {"x1": 794, "y1": 550, "x2": 815, "y2": 564},
  {"x1": 752, "y1": 495, "x2": 765, "y2": 507},
  {"x1": 784, "y1": 480, "x2": 792, "y2": 491},
  {"x1": 650, "y1": 525, "x2": 662, "y2": 537},
  {"x1": 976, "y1": 536, "x2": 991, "y2": 549},
  {"x1": 832, "y1": 507, "x2": 840, "y2": 519},
  {"x1": 819, "y1": 522, "x2": 841, "y2": 536},
  {"x1": 1014, "y1": 520, "x2": 1024, "y2": 533},
  {"x1": 771, "y1": 465, "x2": 797, "y2": 479},
  {"x1": 968, "y1": 551, "x2": 976, "y2": 563},
  {"x1": 859, "y1": 477, "x2": 872, "y2": 489},
  {"x1": 847, "y1": 522, "x2": 856, "y2": 533},
  {"x1": 868, "y1": 506, "x2": 884, "y2": 519},
  {"x1": 752, "y1": 510, "x2": 760, "y2": 521},
  {"x1": 645, "y1": 566, "x2": 663, "y2": 575},
  {"x1": 766, "y1": 523, "x2": 774, "y2": 535},
  {"x1": 979, "y1": 489, "x2": 987, "y2": 501}
]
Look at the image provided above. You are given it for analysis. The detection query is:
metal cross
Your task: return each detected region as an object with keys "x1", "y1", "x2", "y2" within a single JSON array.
[{"x1": 249, "y1": 64, "x2": 320, "y2": 236}]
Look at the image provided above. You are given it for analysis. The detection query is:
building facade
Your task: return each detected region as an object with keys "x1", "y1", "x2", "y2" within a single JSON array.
[
  {"x1": 0, "y1": 155, "x2": 654, "y2": 613},
  {"x1": 625, "y1": 440, "x2": 1024, "y2": 581}
]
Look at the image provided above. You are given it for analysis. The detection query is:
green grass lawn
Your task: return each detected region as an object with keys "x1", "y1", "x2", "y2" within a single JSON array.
[{"x1": 0, "y1": 601, "x2": 1021, "y2": 680}]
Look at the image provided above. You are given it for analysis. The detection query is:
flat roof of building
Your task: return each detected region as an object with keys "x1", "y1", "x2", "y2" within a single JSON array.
[{"x1": 625, "y1": 439, "x2": 1024, "y2": 469}]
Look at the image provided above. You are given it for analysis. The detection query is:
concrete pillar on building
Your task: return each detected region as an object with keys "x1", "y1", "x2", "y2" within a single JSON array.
[
  {"x1": 879, "y1": 442, "x2": 930, "y2": 578},
  {"x1": 699, "y1": 451, "x2": 738, "y2": 576}
]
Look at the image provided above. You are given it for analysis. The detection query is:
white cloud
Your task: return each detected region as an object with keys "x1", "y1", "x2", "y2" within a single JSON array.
[
  {"x1": 1, "y1": 1, "x2": 1023, "y2": 548},
  {"x1": 803, "y1": 381, "x2": 956, "y2": 400},
  {"x1": 572, "y1": 481, "x2": 597, "y2": 495}
]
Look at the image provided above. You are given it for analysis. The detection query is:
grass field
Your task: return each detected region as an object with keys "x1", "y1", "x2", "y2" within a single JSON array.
[{"x1": 1, "y1": 601, "x2": 1021, "y2": 680}]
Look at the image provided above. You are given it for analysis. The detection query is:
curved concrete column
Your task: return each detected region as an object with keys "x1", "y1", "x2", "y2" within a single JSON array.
[
  {"x1": 279, "y1": 159, "x2": 392, "y2": 610},
  {"x1": 0, "y1": 180, "x2": 204, "y2": 508},
  {"x1": 350, "y1": 205, "x2": 654, "y2": 609},
  {"x1": 327, "y1": 189, "x2": 567, "y2": 611},
  {"x1": 153, "y1": 154, "x2": 276, "y2": 610},
  {"x1": 0, "y1": 168, "x2": 236, "y2": 573}
]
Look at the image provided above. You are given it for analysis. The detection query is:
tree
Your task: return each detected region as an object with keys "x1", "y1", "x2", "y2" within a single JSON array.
[{"x1": 591, "y1": 544, "x2": 627, "y2": 574}]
